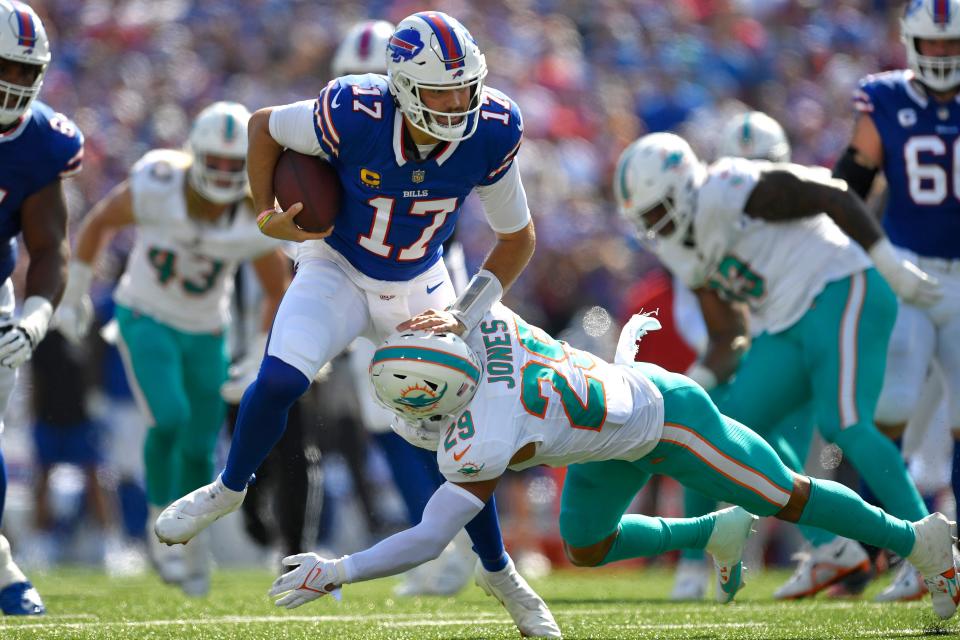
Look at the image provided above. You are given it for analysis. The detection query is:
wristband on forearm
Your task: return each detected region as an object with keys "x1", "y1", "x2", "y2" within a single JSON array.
[{"x1": 447, "y1": 269, "x2": 503, "y2": 334}]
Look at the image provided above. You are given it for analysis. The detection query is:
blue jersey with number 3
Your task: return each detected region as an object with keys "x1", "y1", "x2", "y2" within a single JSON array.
[
  {"x1": 312, "y1": 74, "x2": 523, "y2": 281},
  {"x1": 855, "y1": 70, "x2": 960, "y2": 259}
]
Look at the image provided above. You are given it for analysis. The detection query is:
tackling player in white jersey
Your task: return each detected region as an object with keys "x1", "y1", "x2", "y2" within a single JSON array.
[
  {"x1": 54, "y1": 101, "x2": 290, "y2": 596},
  {"x1": 264, "y1": 304, "x2": 960, "y2": 633}
]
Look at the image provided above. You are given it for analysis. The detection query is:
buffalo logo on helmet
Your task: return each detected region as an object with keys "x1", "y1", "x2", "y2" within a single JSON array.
[
  {"x1": 388, "y1": 28, "x2": 425, "y2": 63},
  {"x1": 396, "y1": 381, "x2": 448, "y2": 414}
]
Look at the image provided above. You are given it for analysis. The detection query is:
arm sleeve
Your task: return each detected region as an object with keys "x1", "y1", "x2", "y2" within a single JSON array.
[
  {"x1": 340, "y1": 482, "x2": 485, "y2": 582},
  {"x1": 474, "y1": 162, "x2": 532, "y2": 234},
  {"x1": 268, "y1": 101, "x2": 327, "y2": 157}
]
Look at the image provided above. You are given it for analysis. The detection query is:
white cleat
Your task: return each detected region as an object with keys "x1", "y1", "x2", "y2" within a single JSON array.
[
  {"x1": 873, "y1": 561, "x2": 926, "y2": 603},
  {"x1": 155, "y1": 474, "x2": 247, "y2": 545},
  {"x1": 474, "y1": 557, "x2": 561, "y2": 638},
  {"x1": 775, "y1": 537, "x2": 871, "y2": 600},
  {"x1": 705, "y1": 506, "x2": 757, "y2": 604},
  {"x1": 670, "y1": 558, "x2": 709, "y2": 601},
  {"x1": 906, "y1": 513, "x2": 960, "y2": 619}
]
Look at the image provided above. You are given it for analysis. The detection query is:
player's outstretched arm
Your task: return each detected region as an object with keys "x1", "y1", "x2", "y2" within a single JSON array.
[
  {"x1": 52, "y1": 181, "x2": 135, "y2": 343},
  {"x1": 745, "y1": 166, "x2": 941, "y2": 307},
  {"x1": 269, "y1": 479, "x2": 499, "y2": 609}
]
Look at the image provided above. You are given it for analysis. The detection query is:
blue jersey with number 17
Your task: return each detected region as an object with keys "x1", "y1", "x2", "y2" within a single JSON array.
[
  {"x1": 312, "y1": 74, "x2": 523, "y2": 281},
  {"x1": 855, "y1": 70, "x2": 960, "y2": 259}
]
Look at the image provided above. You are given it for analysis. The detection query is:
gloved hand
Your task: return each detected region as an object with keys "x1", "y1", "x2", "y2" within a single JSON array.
[
  {"x1": 220, "y1": 334, "x2": 268, "y2": 404},
  {"x1": 51, "y1": 261, "x2": 94, "y2": 344},
  {"x1": 268, "y1": 553, "x2": 347, "y2": 609},
  {"x1": 390, "y1": 415, "x2": 445, "y2": 451},
  {"x1": 614, "y1": 312, "x2": 662, "y2": 365},
  {"x1": 0, "y1": 296, "x2": 53, "y2": 369},
  {"x1": 870, "y1": 239, "x2": 942, "y2": 308}
]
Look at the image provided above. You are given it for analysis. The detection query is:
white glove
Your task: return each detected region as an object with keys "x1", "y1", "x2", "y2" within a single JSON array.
[
  {"x1": 869, "y1": 239, "x2": 942, "y2": 308},
  {"x1": 269, "y1": 553, "x2": 346, "y2": 609},
  {"x1": 220, "y1": 334, "x2": 268, "y2": 404},
  {"x1": 0, "y1": 296, "x2": 53, "y2": 369},
  {"x1": 614, "y1": 312, "x2": 662, "y2": 365},
  {"x1": 390, "y1": 415, "x2": 444, "y2": 451},
  {"x1": 52, "y1": 261, "x2": 95, "y2": 344}
]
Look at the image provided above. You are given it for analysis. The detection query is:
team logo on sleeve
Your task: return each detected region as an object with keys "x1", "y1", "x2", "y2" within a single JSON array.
[
  {"x1": 457, "y1": 462, "x2": 485, "y2": 476},
  {"x1": 396, "y1": 381, "x2": 448, "y2": 415},
  {"x1": 388, "y1": 28, "x2": 425, "y2": 62}
]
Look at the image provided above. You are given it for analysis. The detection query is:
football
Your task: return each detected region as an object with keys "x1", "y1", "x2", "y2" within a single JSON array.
[{"x1": 273, "y1": 150, "x2": 342, "y2": 233}]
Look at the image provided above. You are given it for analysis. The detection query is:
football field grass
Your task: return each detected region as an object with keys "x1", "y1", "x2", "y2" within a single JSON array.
[{"x1": 1, "y1": 566, "x2": 957, "y2": 639}]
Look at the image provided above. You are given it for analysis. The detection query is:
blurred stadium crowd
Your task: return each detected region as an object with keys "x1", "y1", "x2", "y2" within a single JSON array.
[{"x1": 2, "y1": 0, "x2": 931, "y2": 580}]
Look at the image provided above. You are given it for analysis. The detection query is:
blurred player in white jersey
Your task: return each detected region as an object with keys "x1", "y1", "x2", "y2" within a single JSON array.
[
  {"x1": 670, "y1": 112, "x2": 876, "y2": 601},
  {"x1": 615, "y1": 128, "x2": 944, "y2": 605},
  {"x1": 54, "y1": 102, "x2": 290, "y2": 596},
  {"x1": 832, "y1": 0, "x2": 960, "y2": 602},
  {"x1": 0, "y1": 0, "x2": 83, "y2": 616},
  {"x1": 264, "y1": 305, "x2": 960, "y2": 630}
]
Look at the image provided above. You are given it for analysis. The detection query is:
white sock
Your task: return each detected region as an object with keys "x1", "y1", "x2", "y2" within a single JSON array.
[{"x1": 0, "y1": 534, "x2": 28, "y2": 587}]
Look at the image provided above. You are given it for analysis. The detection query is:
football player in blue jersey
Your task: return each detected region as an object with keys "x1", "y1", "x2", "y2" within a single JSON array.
[
  {"x1": 834, "y1": 0, "x2": 960, "y2": 602},
  {"x1": 157, "y1": 11, "x2": 557, "y2": 638},
  {"x1": 0, "y1": 0, "x2": 83, "y2": 616}
]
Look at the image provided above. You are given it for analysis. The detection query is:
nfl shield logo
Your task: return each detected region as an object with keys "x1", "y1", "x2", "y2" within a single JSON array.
[{"x1": 412, "y1": 170, "x2": 426, "y2": 184}]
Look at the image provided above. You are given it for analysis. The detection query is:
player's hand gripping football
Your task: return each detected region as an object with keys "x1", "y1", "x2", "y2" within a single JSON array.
[
  {"x1": 269, "y1": 553, "x2": 346, "y2": 609},
  {"x1": 256, "y1": 203, "x2": 334, "y2": 243},
  {"x1": 397, "y1": 308, "x2": 465, "y2": 335}
]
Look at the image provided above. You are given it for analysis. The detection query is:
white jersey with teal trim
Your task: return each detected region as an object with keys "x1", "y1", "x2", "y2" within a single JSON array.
[
  {"x1": 113, "y1": 149, "x2": 282, "y2": 333},
  {"x1": 672, "y1": 157, "x2": 871, "y2": 335},
  {"x1": 437, "y1": 304, "x2": 664, "y2": 483}
]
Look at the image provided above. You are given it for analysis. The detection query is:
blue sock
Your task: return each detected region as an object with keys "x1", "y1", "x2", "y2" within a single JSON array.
[
  {"x1": 0, "y1": 447, "x2": 6, "y2": 528},
  {"x1": 952, "y1": 440, "x2": 960, "y2": 517},
  {"x1": 117, "y1": 479, "x2": 147, "y2": 540},
  {"x1": 466, "y1": 495, "x2": 508, "y2": 572},
  {"x1": 373, "y1": 432, "x2": 440, "y2": 523},
  {"x1": 222, "y1": 356, "x2": 310, "y2": 491}
]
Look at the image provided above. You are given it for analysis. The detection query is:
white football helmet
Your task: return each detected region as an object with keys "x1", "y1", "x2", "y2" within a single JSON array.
[
  {"x1": 369, "y1": 330, "x2": 482, "y2": 422},
  {"x1": 0, "y1": 1, "x2": 50, "y2": 125},
  {"x1": 718, "y1": 111, "x2": 791, "y2": 162},
  {"x1": 902, "y1": 0, "x2": 960, "y2": 91},
  {"x1": 614, "y1": 132, "x2": 706, "y2": 245},
  {"x1": 332, "y1": 20, "x2": 393, "y2": 77},
  {"x1": 387, "y1": 11, "x2": 487, "y2": 142},
  {"x1": 187, "y1": 101, "x2": 250, "y2": 204}
]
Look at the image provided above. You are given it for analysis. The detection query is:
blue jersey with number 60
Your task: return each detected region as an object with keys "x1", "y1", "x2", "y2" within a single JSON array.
[
  {"x1": 312, "y1": 74, "x2": 523, "y2": 281},
  {"x1": 855, "y1": 70, "x2": 960, "y2": 259}
]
